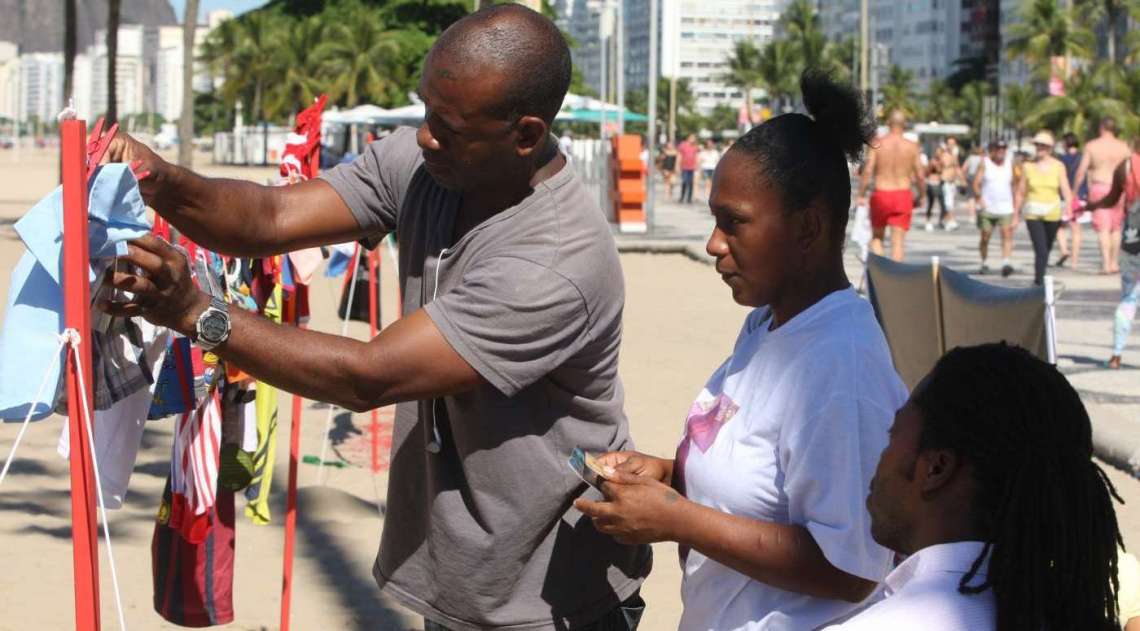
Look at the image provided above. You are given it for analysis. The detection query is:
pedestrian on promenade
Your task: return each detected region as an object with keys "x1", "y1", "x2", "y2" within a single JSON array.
[
  {"x1": 973, "y1": 140, "x2": 1018, "y2": 277},
  {"x1": 1075, "y1": 117, "x2": 1132, "y2": 274},
  {"x1": 100, "y1": 5, "x2": 651, "y2": 629},
  {"x1": 699, "y1": 139, "x2": 720, "y2": 200},
  {"x1": 678, "y1": 133, "x2": 699, "y2": 203},
  {"x1": 938, "y1": 143, "x2": 962, "y2": 231},
  {"x1": 1083, "y1": 135, "x2": 1140, "y2": 370},
  {"x1": 925, "y1": 146, "x2": 946, "y2": 232},
  {"x1": 858, "y1": 109, "x2": 926, "y2": 261},
  {"x1": 824, "y1": 343, "x2": 1124, "y2": 631},
  {"x1": 964, "y1": 145, "x2": 984, "y2": 222},
  {"x1": 1056, "y1": 132, "x2": 1087, "y2": 268},
  {"x1": 1018, "y1": 130, "x2": 1073, "y2": 286},
  {"x1": 659, "y1": 141, "x2": 679, "y2": 199},
  {"x1": 577, "y1": 71, "x2": 908, "y2": 630}
]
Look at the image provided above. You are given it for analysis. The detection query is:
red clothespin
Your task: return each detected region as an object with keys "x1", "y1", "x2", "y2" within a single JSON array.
[{"x1": 85, "y1": 116, "x2": 151, "y2": 183}]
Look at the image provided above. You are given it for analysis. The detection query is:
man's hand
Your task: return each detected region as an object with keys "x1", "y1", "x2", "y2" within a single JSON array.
[
  {"x1": 574, "y1": 472, "x2": 688, "y2": 545},
  {"x1": 595, "y1": 451, "x2": 673, "y2": 485},
  {"x1": 101, "y1": 234, "x2": 210, "y2": 336},
  {"x1": 101, "y1": 132, "x2": 169, "y2": 204}
]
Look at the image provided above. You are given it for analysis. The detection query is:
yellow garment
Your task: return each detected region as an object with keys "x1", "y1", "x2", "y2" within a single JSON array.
[
  {"x1": 1023, "y1": 159, "x2": 1064, "y2": 221},
  {"x1": 244, "y1": 281, "x2": 282, "y2": 525},
  {"x1": 1121, "y1": 550, "x2": 1140, "y2": 628}
]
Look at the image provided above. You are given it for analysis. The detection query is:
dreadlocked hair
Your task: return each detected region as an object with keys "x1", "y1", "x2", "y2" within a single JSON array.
[{"x1": 913, "y1": 343, "x2": 1124, "y2": 631}]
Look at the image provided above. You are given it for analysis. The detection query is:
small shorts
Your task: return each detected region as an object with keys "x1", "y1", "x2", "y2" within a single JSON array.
[
  {"x1": 871, "y1": 189, "x2": 915, "y2": 231},
  {"x1": 977, "y1": 212, "x2": 1012, "y2": 231},
  {"x1": 702, "y1": 168, "x2": 714, "y2": 179},
  {"x1": 1090, "y1": 181, "x2": 1126, "y2": 231}
]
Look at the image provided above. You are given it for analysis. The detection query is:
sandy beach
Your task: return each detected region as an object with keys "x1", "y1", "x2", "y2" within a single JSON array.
[{"x1": 0, "y1": 147, "x2": 1136, "y2": 629}]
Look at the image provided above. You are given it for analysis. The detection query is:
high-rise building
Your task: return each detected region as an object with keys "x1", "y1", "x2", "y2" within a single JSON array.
[
  {"x1": 998, "y1": 0, "x2": 1031, "y2": 91},
  {"x1": 959, "y1": 0, "x2": 1000, "y2": 84},
  {"x1": 19, "y1": 53, "x2": 64, "y2": 123},
  {"x1": 661, "y1": 0, "x2": 787, "y2": 113},
  {"x1": 0, "y1": 41, "x2": 18, "y2": 122},
  {"x1": 89, "y1": 24, "x2": 147, "y2": 118}
]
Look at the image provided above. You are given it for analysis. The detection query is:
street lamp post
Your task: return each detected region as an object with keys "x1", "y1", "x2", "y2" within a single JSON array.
[
  {"x1": 646, "y1": 0, "x2": 658, "y2": 233},
  {"x1": 616, "y1": 0, "x2": 624, "y2": 135}
]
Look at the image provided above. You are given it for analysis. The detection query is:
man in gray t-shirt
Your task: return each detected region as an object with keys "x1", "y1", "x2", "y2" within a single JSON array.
[{"x1": 99, "y1": 5, "x2": 650, "y2": 630}]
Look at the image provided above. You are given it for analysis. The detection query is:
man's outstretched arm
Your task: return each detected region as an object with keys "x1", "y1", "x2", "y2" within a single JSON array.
[
  {"x1": 106, "y1": 133, "x2": 366, "y2": 258},
  {"x1": 106, "y1": 235, "x2": 483, "y2": 410}
]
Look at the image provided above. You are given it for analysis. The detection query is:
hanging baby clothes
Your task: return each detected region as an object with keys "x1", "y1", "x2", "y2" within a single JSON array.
[
  {"x1": 57, "y1": 317, "x2": 172, "y2": 509},
  {"x1": 152, "y1": 478, "x2": 235, "y2": 627},
  {"x1": 0, "y1": 163, "x2": 150, "y2": 420}
]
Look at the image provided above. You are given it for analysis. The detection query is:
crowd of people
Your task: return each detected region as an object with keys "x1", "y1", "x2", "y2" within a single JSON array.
[
  {"x1": 858, "y1": 112, "x2": 1140, "y2": 369},
  {"x1": 88, "y1": 5, "x2": 1137, "y2": 630}
]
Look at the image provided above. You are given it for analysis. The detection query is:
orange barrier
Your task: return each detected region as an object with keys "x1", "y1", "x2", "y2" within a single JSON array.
[{"x1": 609, "y1": 134, "x2": 647, "y2": 233}]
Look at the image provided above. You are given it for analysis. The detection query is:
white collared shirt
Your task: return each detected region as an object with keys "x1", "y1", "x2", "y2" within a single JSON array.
[{"x1": 823, "y1": 541, "x2": 995, "y2": 631}]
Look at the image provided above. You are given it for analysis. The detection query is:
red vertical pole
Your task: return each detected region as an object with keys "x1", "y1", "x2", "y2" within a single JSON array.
[
  {"x1": 62, "y1": 120, "x2": 101, "y2": 630},
  {"x1": 280, "y1": 324, "x2": 304, "y2": 631},
  {"x1": 368, "y1": 248, "x2": 381, "y2": 474}
]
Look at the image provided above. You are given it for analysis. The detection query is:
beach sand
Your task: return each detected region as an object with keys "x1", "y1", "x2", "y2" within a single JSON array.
[{"x1": 0, "y1": 148, "x2": 1135, "y2": 629}]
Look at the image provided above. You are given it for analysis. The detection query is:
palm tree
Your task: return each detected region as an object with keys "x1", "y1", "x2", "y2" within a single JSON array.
[
  {"x1": 200, "y1": 17, "x2": 241, "y2": 103},
  {"x1": 178, "y1": 0, "x2": 199, "y2": 167},
  {"x1": 63, "y1": 0, "x2": 77, "y2": 104},
  {"x1": 316, "y1": 10, "x2": 429, "y2": 107},
  {"x1": 919, "y1": 79, "x2": 956, "y2": 123},
  {"x1": 779, "y1": 0, "x2": 827, "y2": 71},
  {"x1": 880, "y1": 65, "x2": 916, "y2": 120},
  {"x1": 1075, "y1": 0, "x2": 1140, "y2": 64},
  {"x1": 106, "y1": 0, "x2": 121, "y2": 122},
  {"x1": 265, "y1": 17, "x2": 328, "y2": 121},
  {"x1": 228, "y1": 12, "x2": 282, "y2": 123},
  {"x1": 1006, "y1": 0, "x2": 1094, "y2": 82},
  {"x1": 1027, "y1": 64, "x2": 1135, "y2": 137},
  {"x1": 757, "y1": 39, "x2": 800, "y2": 113},
  {"x1": 721, "y1": 40, "x2": 763, "y2": 123},
  {"x1": 955, "y1": 80, "x2": 993, "y2": 133},
  {"x1": 1001, "y1": 83, "x2": 1038, "y2": 145}
]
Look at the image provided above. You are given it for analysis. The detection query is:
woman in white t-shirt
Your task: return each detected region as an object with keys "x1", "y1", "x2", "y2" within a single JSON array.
[
  {"x1": 577, "y1": 72, "x2": 908, "y2": 630},
  {"x1": 700, "y1": 140, "x2": 721, "y2": 199}
]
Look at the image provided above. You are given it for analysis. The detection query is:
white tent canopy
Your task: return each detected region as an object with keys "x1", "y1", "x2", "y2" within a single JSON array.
[{"x1": 323, "y1": 92, "x2": 642, "y2": 127}]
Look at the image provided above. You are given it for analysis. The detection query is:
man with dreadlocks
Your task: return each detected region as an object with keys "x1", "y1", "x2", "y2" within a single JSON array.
[{"x1": 826, "y1": 343, "x2": 1124, "y2": 631}]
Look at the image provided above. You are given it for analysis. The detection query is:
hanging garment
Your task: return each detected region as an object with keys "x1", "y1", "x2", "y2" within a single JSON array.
[
  {"x1": 169, "y1": 384, "x2": 223, "y2": 544},
  {"x1": 0, "y1": 164, "x2": 150, "y2": 420},
  {"x1": 56, "y1": 319, "x2": 171, "y2": 509},
  {"x1": 152, "y1": 477, "x2": 235, "y2": 627},
  {"x1": 149, "y1": 336, "x2": 197, "y2": 420},
  {"x1": 218, "y1": 384, "x2": 255, "y2": 492},
  {"x1": 244, "y1": 284, "x2": 282, "y2": 524}
]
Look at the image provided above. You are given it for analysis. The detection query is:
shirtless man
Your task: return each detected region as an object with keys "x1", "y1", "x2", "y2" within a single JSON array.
[
  {"x1": 939, "y1": 144, "x2": 963, "y2": 231},
  {"x1": 858, "y1": 109, "x2": 926, "y2": 261},
  {"x1": 1074, "y1": 117, "x2": 1131, "y2": 273}
]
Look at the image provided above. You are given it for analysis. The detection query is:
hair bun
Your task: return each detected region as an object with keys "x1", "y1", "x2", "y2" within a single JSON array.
[{"x1": 801, "y1": 69, "x2": 874, "y2": 163}]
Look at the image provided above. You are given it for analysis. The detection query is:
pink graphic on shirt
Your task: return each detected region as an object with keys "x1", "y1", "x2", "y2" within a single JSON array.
[
  {"x1": 685, "y1": 393, "x2": 740, "y2": 452},
  {"x1": 674, "y1": 392, "x2": 738, "y2": 565}
]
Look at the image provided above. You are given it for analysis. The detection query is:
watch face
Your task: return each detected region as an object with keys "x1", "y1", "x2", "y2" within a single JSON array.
[{"x1": 201, "y1": 312, "x2": 228, "y2": 341}]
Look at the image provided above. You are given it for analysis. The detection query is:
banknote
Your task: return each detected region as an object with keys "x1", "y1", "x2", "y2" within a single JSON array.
[{"x1": 568, "y1": 447, "x2": 608, "y2": 490}]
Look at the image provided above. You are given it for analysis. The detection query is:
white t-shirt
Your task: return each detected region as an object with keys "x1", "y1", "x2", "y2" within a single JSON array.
[
  {"x1": 699, "y1": 148, "x2": 720, "y2": 171},
  {"x1": 980, "y1": 157, "x2": 1014, "y2": 216},
  {"x1": 676, "y1": 287, "x2": 908, "y2": 631},
  {"x1": 823, "y1": 541, "x2": 995, "y2": 631}
]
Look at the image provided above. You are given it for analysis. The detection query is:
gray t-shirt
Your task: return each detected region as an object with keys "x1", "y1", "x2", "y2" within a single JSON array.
[{"x1": 321, "y1": 128, "x2": 651, "y2": 630}]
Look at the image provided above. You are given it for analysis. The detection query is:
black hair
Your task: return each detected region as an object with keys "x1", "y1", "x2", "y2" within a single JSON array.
[
  {"x1": 1063, "y1": 132, "x2": 1080, "y2": 149},
  {"x1": 435, "y1": 4, "x2": 571, "y2": 125},
  {"x1": 913, "y1": 343, "x2": 1123, "y2": 631},
  {"x1": 729, "y1": 70, "x2": 874, "y2": 242}
]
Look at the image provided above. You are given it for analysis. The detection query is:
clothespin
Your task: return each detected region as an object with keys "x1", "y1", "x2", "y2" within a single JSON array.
[{"x1": 85, "y1": 116, "x2": 151, "y2": 183}]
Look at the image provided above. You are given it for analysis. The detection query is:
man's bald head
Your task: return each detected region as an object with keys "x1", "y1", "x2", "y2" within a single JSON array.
[
  {"x1": 888, "y1": 109, "x2": 907, "y2": 130},
  {"x1": 430, "y1": 4, "x2": 571, "y2": 124}
]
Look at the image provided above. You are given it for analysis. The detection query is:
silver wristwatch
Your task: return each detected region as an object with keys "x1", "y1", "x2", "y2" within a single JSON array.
[{"x1": 194, "y1": 297, "x2": 231, "y2": 351}]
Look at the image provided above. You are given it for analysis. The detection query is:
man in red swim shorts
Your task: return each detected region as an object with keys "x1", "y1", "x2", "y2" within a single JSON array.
[{"x1": 858, "y1": 110, "x2": 926, "y2": 261}]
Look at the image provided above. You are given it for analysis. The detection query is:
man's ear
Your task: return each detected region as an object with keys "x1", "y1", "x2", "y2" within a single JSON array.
[
  {"x1": 515, "y1": 115, "x2": 548, "y2": 157},
  {"x1": 918, "y1": 449, "x2": 963, "y2": 496}
]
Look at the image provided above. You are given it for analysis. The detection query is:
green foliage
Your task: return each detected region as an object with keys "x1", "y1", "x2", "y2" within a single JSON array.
[
  {"x1": 881, "y1": 65, "x2": 916, "y2": 120},
  {"x1": 1007, "y1": 0, "x2": 1094, "y2": 81}
]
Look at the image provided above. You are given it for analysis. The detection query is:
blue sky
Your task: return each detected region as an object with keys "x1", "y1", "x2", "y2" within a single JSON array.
[{"x1": 167, "y1": 0, "x2": 269, "y2": 21}]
